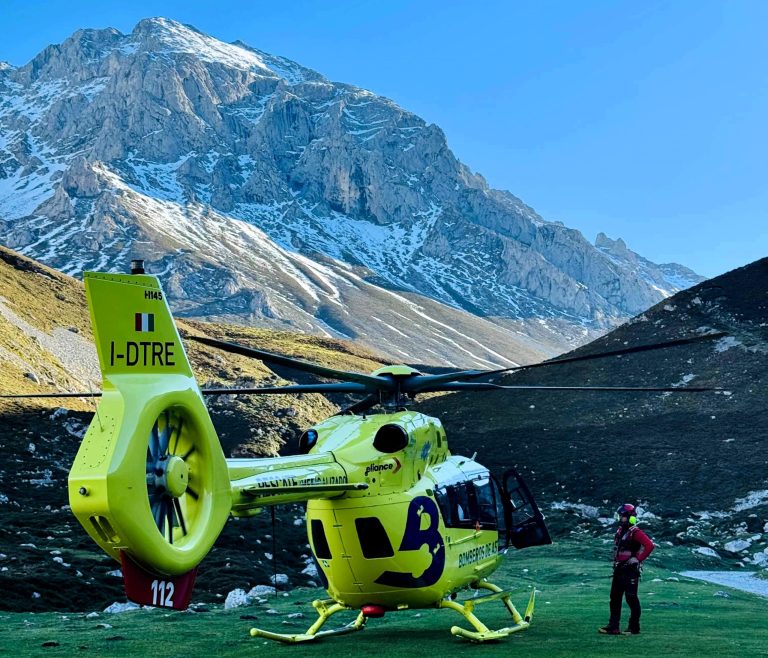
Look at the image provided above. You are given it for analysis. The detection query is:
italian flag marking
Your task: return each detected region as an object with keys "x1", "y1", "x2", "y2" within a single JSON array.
[{"x1": 135, "y1": 313, "x2": 155, "y2": 332}]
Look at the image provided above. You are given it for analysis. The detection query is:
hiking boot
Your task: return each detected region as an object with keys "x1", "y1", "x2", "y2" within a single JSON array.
[{"x1": 598, "y1": 625, "x2": 621, "y2": 635}]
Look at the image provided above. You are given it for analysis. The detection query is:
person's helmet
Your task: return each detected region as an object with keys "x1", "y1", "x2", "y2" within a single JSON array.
[{"x1": 615, "y1": 503, "x2": 637, "y2": 525}]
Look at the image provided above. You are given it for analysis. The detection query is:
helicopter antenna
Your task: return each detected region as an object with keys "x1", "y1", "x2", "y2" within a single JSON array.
[
  {"x1": 470, "y1": 451, "x2": 477, "y2": 461},
  {"x1": 270, "y1": 506, "x2": 277, "y2": 599},
  {"x1": 88, "y1": 377, "x2": 103, "y2": 431}
]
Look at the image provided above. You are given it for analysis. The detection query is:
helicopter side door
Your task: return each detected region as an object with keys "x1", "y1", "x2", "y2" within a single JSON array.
[{"x1": 501, "y1": 467, "x2": 552, "y2": 549}]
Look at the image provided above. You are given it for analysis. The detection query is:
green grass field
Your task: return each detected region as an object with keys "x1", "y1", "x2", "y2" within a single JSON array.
[{"x1": 2, "y1": 541, "x2": 766, "y2": 657}]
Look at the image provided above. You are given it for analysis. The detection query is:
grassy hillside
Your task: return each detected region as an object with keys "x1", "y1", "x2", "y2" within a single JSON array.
[
  {"x1": 417, "y1": 259, "x2": 768, "y2": 558},
  {"x1": 2, "y1": 540, "x2": 767, "y2": 657},
  {"x1": 418, "y1": 259, "x2": 768, "y2": 507},
  {"x1": 0, "y1": 245, "x2": 387, "y2": 453},
  {"x1": 0, "y1": 247, "x2": 96, "y2": 407}
]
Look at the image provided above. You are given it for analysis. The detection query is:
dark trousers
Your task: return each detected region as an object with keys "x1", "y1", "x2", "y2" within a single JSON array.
[{"x1": 608, "y1": 563, "x2": 641, "y2": 631}]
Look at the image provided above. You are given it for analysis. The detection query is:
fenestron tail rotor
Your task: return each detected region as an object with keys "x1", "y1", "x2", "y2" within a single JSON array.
[{"x1": 146, "y1": 409, "x2": 196, "y2": 545}]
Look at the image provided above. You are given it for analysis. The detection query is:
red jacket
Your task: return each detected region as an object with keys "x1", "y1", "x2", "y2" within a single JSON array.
[{"x1": 613, "y1": 525, "x2": 654, "y2": 564}]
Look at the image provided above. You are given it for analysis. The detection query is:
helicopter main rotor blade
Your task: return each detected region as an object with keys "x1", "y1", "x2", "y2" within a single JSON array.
[
  {"x1": 2, "y1": 383, "x2": 373, "y2": 398},
  {"x1": 188, "y1": 335, "x2": 390, "y2": 389},
  {"x1": 397, "y1": 332, "x2": 729, "y2": 392},
  {"x1": 2, "y1": 332, "x2": 728, "y2": 400},
  {"x1": 420, "y1": 382, "x2": 722, "y2": 393},
  {"x1": 491, "y1": 331, "x2": 730, "y2": 377},
  {"x1": 401, "y1": 369, "x2": 498, "y2": 393},
  {"x1": 0, "y1": 392, "x2": 102, "y2": 399},
  {"x1": 337, "y1": 393, "x2": 380, "y2": 415},
  {"x1": 201, "y1": 383, "x2": 372, "y2": 395}
]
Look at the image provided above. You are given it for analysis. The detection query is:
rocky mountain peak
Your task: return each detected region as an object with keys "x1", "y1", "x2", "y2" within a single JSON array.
[
  {"x1": 126, "y1": 18, "x2": 323, "y2": 86},
  {"x1": 595, "y1": 231, "x2": 629, "y2": 256},
  {"x1": 595, "y1": 232, "x2": 703, "y2": 292},
  {"x1": 130, "y1": 18, "x2": 271, "y2": 73},
  {"x1": 0, "y1": 18, "x2": 706, "y2": 366},
  {"x1": 133, "y1": 16, "x2": 201, "y2": 37}
]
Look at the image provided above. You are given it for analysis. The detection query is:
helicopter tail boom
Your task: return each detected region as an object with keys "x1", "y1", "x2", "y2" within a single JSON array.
[{"x1": 228, "y1": 452, "x2": 365, "y2": 514}]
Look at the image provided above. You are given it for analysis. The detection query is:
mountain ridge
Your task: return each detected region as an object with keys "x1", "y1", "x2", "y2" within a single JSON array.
[
  {"x1": 417, "y1": 256, "x2": 768, "y2": 511},
  {"x1": 0, "y1": 17, "x2": 704, "y2": 366}
]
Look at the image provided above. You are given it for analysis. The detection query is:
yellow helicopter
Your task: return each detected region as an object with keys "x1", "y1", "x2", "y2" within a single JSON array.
[{"x1": 3, "y1": 267, "x2": 722, "y2": 643}]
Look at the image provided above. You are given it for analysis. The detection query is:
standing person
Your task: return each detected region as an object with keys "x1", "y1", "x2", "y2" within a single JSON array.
[{"x1": 598, "y1": 503, "x2": 655, "y2": 635}]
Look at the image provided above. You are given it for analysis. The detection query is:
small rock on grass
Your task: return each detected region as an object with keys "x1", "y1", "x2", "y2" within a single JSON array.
[{"x1": 103, "y1": 601, "x2": 139, "y2": 614}]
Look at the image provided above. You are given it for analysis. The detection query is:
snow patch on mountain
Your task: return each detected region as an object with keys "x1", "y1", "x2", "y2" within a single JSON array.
[
  {"x1": 123, "y1": 153, "x2": 192, "y2": 203},
  {"x1": 135, "y1": 18, "x2": 272, "y2": 74},
  {"x1": 0, "y1": 138, "x2": 67, "y2": 220}
]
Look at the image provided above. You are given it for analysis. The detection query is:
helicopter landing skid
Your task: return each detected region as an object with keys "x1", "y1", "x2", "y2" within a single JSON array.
[
  {"x1": 440, "y1": 580, "x2": 538, "y2": 643},
  {"x1": 250, "y1": 599, "x2": 367, "y2": 643}
]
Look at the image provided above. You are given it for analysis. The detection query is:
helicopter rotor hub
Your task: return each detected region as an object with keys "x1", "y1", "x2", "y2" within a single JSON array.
[{"x1": 158, "y1": 455, "x2": 190, "y2": 498}]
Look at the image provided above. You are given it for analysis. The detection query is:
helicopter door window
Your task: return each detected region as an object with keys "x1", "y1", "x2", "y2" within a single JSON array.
[
  {"x1": 502, "y1": 468, "x2": 552, "y2": 550},
  {"x1": 472, "y1": 478, "x2": 497, "y2": 529},
  {"x1": 310, "y1": 519, "x2": 333, "y2": 560},
  {"x1": 454, "y1": 484, "x2": 472, "y2": 525},
  {"x1": 434, "y1": 487, "x2": 453, "y2": 526},
  {"x1": 354, "y1": 517, "x2": 395, "y2": 558},
  {"x1": 440, "y1": 484, "x2": 477, "y2": 529}
]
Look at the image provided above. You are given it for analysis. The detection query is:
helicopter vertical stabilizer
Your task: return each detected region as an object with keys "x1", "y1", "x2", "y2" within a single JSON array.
[{"x1": 68, "y1": 272, "x2": 231, "y2": 604}]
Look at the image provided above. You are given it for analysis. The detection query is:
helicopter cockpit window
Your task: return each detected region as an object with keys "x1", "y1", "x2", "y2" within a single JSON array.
[
  {"x1": 354, "y1": 517, "x2": 395, "y2": 558},
  {"x1": 435, "y1": 480, "x2": 498, "y2": 530},
  {"x1": 473, "y1": 478, "x2": 497, "y2": 527},
  {"x1": 454, "y1": 484, "x2": 473, "y2": 524},
  {"x1": 435, "y1": 484, "x2": 475, "y2": 529},
  {"x1": 310, "y1": 519, "x2": 332, "y2": 560},
  {"x1": 373, "y1": 424, "x2": 409, "y2": 453}
]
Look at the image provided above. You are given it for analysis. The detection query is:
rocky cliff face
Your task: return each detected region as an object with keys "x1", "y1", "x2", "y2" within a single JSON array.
[{"x1": 0, "y1": 18, "x2": 704, "y2": 366}]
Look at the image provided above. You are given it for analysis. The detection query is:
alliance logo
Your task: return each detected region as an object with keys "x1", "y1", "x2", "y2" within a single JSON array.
[{"x1": 364, "y1": 458, "x2": 402, "y2": 477}]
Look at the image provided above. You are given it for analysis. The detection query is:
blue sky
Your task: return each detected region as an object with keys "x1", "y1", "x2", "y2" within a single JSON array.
[{"x1": 1, "y1": 0, "x2": 765, "y2": 278}]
